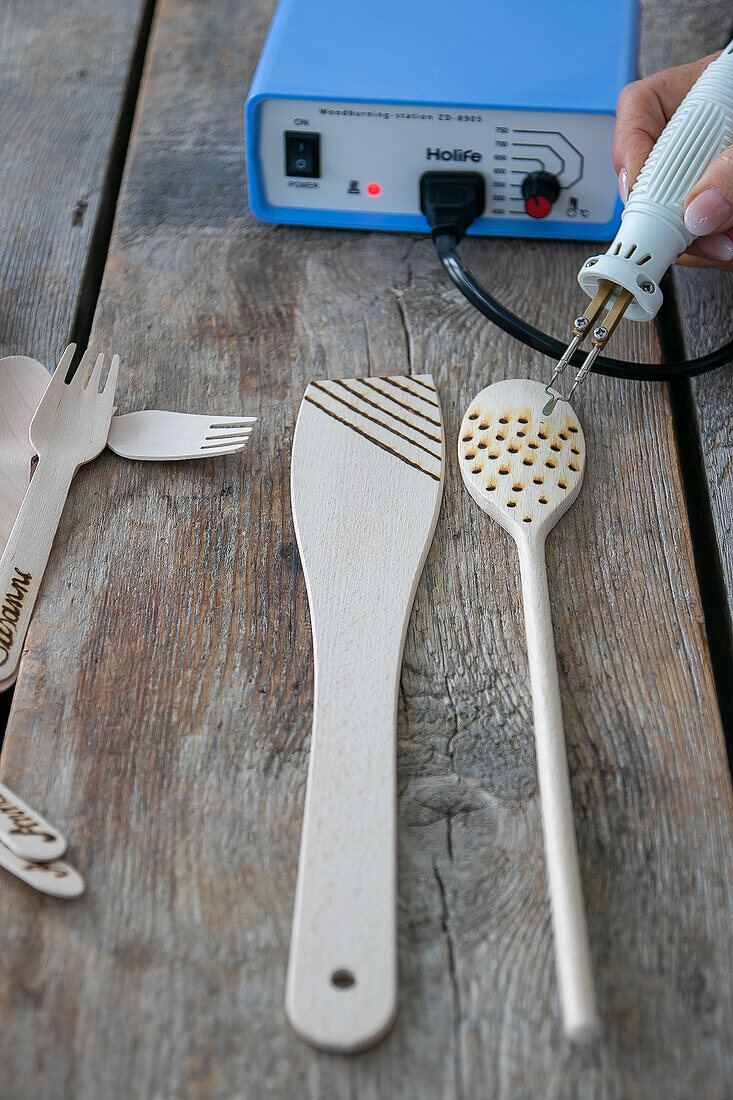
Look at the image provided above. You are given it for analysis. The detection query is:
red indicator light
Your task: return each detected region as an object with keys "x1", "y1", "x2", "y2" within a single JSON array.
[{"x1": 366, "y1": 183, "x2": 381, "y2": 196}]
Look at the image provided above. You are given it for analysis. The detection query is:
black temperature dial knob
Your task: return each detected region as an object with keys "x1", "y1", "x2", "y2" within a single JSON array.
[{"x1": 521, "y1": 171, "x2": 561, "y2": 219}]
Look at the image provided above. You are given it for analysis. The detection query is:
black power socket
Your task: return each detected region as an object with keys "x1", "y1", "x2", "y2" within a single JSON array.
[{"x1": 420, "y1": 171, "x2": 485, "y2": 241}]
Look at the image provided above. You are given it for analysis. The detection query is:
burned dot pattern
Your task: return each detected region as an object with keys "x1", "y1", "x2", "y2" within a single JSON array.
[{"x1": 459, "y1": 388, "x2": 584, "y2": 526}]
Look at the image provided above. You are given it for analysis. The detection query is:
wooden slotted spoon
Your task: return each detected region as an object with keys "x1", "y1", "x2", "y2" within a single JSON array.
[{"x1": 458, "y1": 378, "x2": 597, "y2": 1042}]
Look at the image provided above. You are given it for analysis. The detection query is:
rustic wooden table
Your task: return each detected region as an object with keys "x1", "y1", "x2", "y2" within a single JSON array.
[{"x1": 1, "y1": 1, "x2": 732, "y2": 1096}]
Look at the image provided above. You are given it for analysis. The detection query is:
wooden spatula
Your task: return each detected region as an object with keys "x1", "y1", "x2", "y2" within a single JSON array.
[{"x1": 288, "y1": 373, "x2": 444, "y2": 1052}]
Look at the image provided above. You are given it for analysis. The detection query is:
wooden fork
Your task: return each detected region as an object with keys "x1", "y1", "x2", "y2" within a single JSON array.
[
  {"x1": 0, "y1": 344, "x2": 119, "y2": 688},
  {"x1": 106, "y1": 410, "x2": 255, "y2": 460}
]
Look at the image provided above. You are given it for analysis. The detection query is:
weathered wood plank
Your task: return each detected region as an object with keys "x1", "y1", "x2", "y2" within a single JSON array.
[
  {"x1": 1, "y1": 1, "x2": 732, "y2": 1098},
  {"x1": 0, "y1": 0, "x2": 152, "y2": 365},
  {"x1": 0, "y1": 0, "x2": 152, "y2": 779},
  {"x1": 641, "y1": 3, "x2": 733, "y2": 643}
]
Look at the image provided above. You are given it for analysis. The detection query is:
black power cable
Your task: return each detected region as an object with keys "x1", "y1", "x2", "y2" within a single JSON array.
[{"x1": 422, "y1": 174, "x2": 733, "y2": 383}]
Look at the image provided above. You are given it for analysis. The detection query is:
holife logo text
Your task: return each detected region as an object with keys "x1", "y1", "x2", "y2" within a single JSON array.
[{"x1": 426, "y1": 148, "x2": 482, "y2": 162}]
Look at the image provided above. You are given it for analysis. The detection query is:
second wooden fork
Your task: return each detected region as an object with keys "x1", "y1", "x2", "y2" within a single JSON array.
[{"x1": 0, "y1": 344, "x2": 119, "y2": 688}]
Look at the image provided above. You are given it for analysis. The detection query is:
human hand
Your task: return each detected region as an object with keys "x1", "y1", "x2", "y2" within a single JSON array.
[{"x1": 613, "y1": 52, "x2": 733, "y2": 270}]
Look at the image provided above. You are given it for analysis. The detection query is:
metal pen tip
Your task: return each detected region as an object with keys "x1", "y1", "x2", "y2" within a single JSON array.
[
  {"x1": 543, "y1": 387, "x2": 563, "y2": 416},
  {"x1": 541, "y1": 280, "x2": 633, "y2": 414}
]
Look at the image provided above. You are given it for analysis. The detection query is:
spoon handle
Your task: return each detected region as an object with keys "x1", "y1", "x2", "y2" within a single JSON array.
[
  {"x1": 0, "y1": 781, "x2": 67, "y2": 862},
  {"x1": 0, "y1": 841, "x2": 85, "y2": 897},
  {"x1": 517, "y1": 538, "x2": 598, "y2": 1042}
]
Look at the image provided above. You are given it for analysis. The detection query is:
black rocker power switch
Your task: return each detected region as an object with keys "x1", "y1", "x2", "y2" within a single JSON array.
[{"x1": 285, "y1": 131, "x2": 321, "y2": 178}]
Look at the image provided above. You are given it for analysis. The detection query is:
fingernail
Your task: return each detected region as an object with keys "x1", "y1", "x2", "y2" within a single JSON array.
[
  {"x1": 618, "y1": 168, "x2": 629, "y2": 204},
  {"x1": 694, "y1": 232, "x2": 733, "y2": 261},
  {"x1": 684, "y1": 187, "x2": 733, "y2": 235}
]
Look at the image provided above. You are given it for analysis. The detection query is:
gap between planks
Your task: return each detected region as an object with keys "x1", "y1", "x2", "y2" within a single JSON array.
[
  {"x1": 69, "y1": 0, "x2": 160, "y2": 369},
  {"x1": 658, "y1": 284, "x2": 733, "y2": 774},
  {"x1": 0, "y1": 0, "x2": 159, "y2": 745}
]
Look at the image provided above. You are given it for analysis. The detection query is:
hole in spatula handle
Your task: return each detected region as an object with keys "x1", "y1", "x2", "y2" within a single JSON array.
[{"x1": 331, "y1": 968, "x2": 356, "y2": 990}]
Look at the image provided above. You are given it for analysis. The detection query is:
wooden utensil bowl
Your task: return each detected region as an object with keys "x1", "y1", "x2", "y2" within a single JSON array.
[{"x1": 459, "y1": 380, "x2": 586, "y2": 542}]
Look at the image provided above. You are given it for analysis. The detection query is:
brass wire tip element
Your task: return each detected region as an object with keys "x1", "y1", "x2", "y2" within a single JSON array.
[{"x1": 543, "y1": 280, "x2": 634, "y2": 415}]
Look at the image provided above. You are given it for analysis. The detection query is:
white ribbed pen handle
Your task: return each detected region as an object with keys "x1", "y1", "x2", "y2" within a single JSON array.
[{"x1": 580, "y1": 39, "x2": 733, "y2": 319}]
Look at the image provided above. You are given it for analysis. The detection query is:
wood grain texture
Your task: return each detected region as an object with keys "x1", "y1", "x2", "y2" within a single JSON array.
[
  {"x1": 0, "y1": 1, "x2": 731, "y2": 1098},
  {"x1": 0, "y1": 0, "x2": 152, "y2": 366},
  {"x1": 640, "y1": 2, "x2": 733, "y2": 620}
]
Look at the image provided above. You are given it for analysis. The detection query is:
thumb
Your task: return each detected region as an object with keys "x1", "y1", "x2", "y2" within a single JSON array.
[{"x1": 682, "y1": 144, "x2": 733, "y2": 262}]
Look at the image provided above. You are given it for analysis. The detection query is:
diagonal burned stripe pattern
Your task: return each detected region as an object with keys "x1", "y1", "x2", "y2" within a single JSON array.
[{"x1": 303, "y1": 374, "x2": 443, "y2": 481}]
